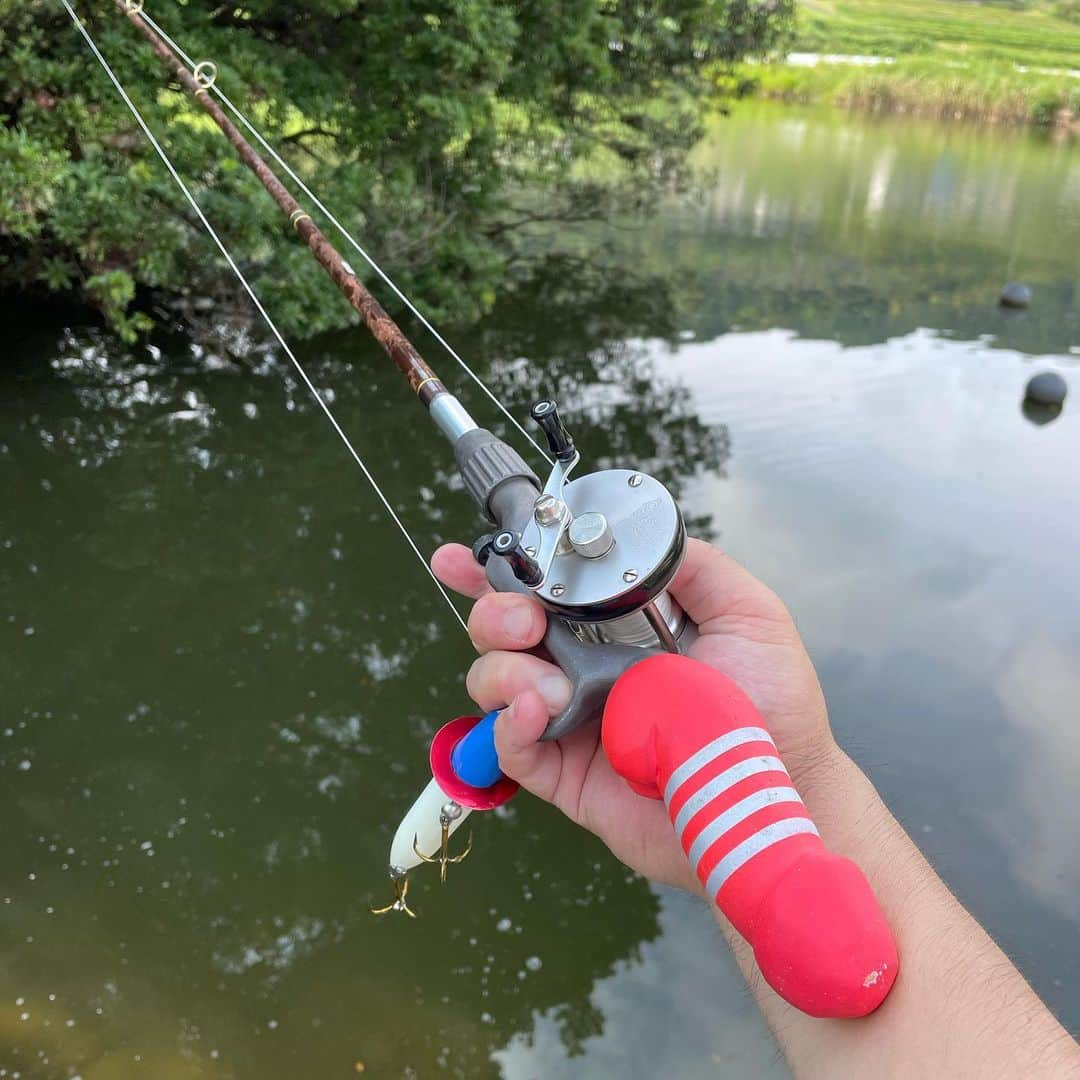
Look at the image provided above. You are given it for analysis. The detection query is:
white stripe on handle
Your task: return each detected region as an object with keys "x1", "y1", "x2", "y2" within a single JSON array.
[
  {"x1": 671, "y1": 755, "x2": 787, "y2": 837},
  {"x1": 664, "y1": 728, "x2": 817, "y2": 897},
  {"x1": 704, "y1": 818, "x2": 819, "y2": 896},
  {"x1": 663, "y1": 726, "x2": 773, "y2": 803},
  {"x1": 685, "y1": 786, "x2": 803, "y2": 872}
]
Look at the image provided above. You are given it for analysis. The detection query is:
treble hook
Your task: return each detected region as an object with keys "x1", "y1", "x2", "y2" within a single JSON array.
[
  {"x1": 412, "y1": 802, "x2": 472, "y2": 883},
  {"x1": 370, "y1": 872, "x2": 416, "y2": 918}
]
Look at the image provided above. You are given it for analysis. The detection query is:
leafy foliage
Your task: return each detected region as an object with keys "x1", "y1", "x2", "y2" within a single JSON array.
[{"x1": 0, "y1": 0, "x2": 792, "y2": 339}]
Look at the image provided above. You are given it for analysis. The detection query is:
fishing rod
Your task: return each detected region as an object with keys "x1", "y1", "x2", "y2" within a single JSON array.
[{"x1": 63, "y1": 0, "x2": 899, "y2": 1019}]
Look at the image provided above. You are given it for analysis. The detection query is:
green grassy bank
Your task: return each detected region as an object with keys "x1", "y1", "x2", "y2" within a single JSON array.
[{"x1": 746, "y1": 0, "x2": 1080, "y2": 127}]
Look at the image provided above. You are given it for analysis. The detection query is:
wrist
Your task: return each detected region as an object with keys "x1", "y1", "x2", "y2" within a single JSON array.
[
  {"x1": 783, "y1": 733, "x2": 904, "y2": 887},
  {"x1": 780, "y1": 726, "x2": 847, "y2": 802}
]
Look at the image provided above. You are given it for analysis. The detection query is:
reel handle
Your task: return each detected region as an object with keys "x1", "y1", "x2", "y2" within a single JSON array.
[{"x1": 601, "y1": 653, "x2": 898, "y2": 1019}]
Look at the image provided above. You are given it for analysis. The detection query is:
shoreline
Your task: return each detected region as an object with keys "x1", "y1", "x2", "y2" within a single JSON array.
[
  {"x1": 745, "y1": 58, "x2": 1080, "y2": 134},
  {"x1": 749, "y1": 0, "x2": 1080, "y2": 134}
]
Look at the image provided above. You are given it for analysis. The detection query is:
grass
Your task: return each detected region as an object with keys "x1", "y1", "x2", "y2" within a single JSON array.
[{"x1": 744, "y1": 0, "x2": 1080, "y2": 127}]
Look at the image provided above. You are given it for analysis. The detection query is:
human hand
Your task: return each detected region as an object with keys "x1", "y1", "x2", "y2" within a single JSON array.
[{"x1": 431, "y1": 538, "x2": 835, "y2": 894}]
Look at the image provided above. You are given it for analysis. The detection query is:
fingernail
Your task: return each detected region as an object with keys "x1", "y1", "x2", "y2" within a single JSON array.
[
  {"x1": 503, "y1": 605, "x2": 534, "y2": 643},
  {"x1": 536, "y1": 673, "x2": 572, "y2": 712}
]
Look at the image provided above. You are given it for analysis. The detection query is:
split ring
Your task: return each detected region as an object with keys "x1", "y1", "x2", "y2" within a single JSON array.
[{"x1": 193, "y1": 61, "x2": 217, "y2": 90}]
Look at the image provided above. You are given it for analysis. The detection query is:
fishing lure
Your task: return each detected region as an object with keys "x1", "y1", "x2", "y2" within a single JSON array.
[{"x1": 63, "y1": 0, "x2": 898, "y2": 1018}]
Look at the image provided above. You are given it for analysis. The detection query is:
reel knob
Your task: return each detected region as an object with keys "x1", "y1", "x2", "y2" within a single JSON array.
[
  {"x1": 531, "y1": 399, "x2": 576, "y2": 463},
  {"x1": 491, "y1": 529, "x2": 544, "y2": 587},
  {"x1": 471, "y1": 532, "x2": 498, "y2": 566}
]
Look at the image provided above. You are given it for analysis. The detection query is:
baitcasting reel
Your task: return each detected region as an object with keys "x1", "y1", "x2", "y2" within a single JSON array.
[{"x1": 476, "y1": 398, "x2": 695, "y2": 663}]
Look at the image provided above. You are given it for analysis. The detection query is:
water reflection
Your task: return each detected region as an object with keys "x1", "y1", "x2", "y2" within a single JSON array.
[
  {"x1": 494, "y1": 889, "x2": 785, "y2": 1080},
  {"x1": 605, "y1": 102, "x2": 1079, "y2": 358},
  {"x1": 1022, "y1": 398, "x2": 1064, "y2": 426},
  {"x1": 666, "y1": 322, "x2": 1080, "y2": 1030},
  {"x1": 2, "y1": 102, "x2": 1078, "y2": 1077},
  {"x1": 1, "y1": 263, "x2": 728, "y2": 1076}
]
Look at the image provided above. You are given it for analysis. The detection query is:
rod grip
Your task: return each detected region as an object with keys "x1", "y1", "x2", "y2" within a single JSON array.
[{"x1": 602, "y1": 654, "x2": 898, "y2": 1018}]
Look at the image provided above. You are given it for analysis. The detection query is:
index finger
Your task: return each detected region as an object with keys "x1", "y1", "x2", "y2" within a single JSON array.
[{"x1": 431, "y1": 542, "x2": 493, "y2": 601}]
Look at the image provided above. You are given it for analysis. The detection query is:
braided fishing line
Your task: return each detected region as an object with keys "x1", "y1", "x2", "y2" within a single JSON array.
[
  {"x1": 137, "y1": 5, "x2": 550, "y2": 467},
  {"x1": 60, "y1": 0, "x2": 470, "y2": 634}
]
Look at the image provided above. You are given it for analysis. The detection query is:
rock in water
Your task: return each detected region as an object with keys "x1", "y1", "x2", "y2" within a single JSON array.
[
  {"x1": 1023, "y1": 402, "x2": 1059, "y2": 426},
  {"x1": 1025, "y1": 371, "x2": 1067, "y2": 407},
  {"x1": 1000, "y1": 282, "x2": 1032, "y2": 308}
]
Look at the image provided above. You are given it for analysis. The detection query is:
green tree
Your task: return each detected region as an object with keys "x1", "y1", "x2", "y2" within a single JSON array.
[{"x1": 0, "y1": 0, "x2": 792, "y2": 340}]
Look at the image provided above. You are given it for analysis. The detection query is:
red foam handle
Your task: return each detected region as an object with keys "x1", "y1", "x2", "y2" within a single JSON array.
[{"x1": 602, "y1": 654, "x2": 898, "y2": 1018}]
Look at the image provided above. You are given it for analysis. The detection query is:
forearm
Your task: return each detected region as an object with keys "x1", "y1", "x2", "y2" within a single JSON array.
[{"x1": 718, "y1": 740, "x2": 1080, "y2": 1078}]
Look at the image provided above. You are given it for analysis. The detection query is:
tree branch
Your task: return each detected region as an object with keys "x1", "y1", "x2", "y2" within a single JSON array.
[{"x1": 280, "y1": 126, "x2": 338, "y2": 145}]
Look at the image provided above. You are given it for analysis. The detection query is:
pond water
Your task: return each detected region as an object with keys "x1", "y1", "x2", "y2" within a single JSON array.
[{"x1": 3, "y1": 101, "x2": 1078, "y2": 1077}]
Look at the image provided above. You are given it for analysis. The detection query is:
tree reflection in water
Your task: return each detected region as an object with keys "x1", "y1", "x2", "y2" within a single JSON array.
[{"x1": 0, "y1": 254, "x2": 728, "y2": 1077}]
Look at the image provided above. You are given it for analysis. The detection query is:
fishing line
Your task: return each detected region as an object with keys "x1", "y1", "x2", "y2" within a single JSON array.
[
  {"x1": 60, "y1": 0, "x2": 470, "y2": 635},
  {"x1": 137, "y1": 5, "x2": 551, "y2": 467}
]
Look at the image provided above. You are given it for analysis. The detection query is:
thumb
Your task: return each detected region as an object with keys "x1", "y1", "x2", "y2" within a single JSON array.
[{"x1": 494, "y1": 690, "x2": 563, "y2": 803}]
